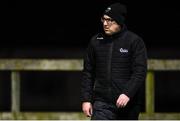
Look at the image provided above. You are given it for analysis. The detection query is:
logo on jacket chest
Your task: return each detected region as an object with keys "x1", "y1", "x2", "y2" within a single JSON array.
[{"x1": 119, "y1": 48, "x2": 128, "y2": 53}]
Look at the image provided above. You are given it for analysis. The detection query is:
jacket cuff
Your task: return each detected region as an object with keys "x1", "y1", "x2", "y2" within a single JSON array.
[
  {"x1": 122, "y1": 89, "x2": 133, "y2": 99},
  {"x1": 81, "y1": 97, "x2": 92, "y2": 103}
]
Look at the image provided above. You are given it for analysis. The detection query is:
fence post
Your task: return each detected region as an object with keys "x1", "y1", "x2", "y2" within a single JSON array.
[
  {"x1": 11, "y1": 71, "x2": 20, "y2": 114},
  {"x1": 146, "y1": 71, "x2": 155, "y2": 116}
]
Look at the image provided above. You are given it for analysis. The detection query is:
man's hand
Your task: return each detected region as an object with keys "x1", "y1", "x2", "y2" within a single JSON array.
[
  {"x1": 82, "y1": 102, "x2": 93, "y2": 117},
  {"x1": 116, "y1": 94, "x2": 130, "y2": 108}
]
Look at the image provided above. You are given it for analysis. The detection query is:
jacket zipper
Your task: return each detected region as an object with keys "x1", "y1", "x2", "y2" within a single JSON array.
[{"x1": 107, "y1": 41, "x2": 113, "y2": 98}]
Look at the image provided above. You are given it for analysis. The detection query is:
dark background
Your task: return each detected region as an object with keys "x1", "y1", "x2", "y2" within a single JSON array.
[
  {"x1": 1, "y1": 0, "x2": 180, "y2": 112},
  {"x1": 1, "y1": 0, "x2": 180, "y2": 58}
]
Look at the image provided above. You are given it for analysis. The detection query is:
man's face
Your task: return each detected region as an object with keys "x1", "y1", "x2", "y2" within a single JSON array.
[{"x1": 101, "y1": 15, "x2": 121, "y2": 36}]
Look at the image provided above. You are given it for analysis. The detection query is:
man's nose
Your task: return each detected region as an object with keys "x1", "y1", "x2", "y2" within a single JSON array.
[{"x1": 103, "y1": 20, "x2": 108, "y2": 25}]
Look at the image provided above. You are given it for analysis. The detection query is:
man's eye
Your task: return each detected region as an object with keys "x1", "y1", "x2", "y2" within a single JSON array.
[{"x1": 106, "y1": 19, "x2": 113, "y2": 21}]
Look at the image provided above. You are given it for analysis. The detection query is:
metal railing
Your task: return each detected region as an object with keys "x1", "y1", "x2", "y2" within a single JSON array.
[{"x1": 0, "y1": 59, "x2": 180, "y2": 119}]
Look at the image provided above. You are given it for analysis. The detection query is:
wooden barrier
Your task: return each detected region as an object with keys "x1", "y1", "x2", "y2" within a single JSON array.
[{"x1": 0, "y1": 59, "x2": 180, "y2": 119}]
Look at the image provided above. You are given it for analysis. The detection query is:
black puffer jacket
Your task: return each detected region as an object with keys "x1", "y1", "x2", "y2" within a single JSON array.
[{"x1": 81, "y1": 25, "x2": 147, "y2": 105}]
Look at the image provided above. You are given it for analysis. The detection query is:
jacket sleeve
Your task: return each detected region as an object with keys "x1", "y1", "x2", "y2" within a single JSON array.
[
  {"x1": 122, "y1": 37, "x2": 147, "y2": 99},
  {"x1": 81, "y1": 39, "x2": 96, "y2": 103}
]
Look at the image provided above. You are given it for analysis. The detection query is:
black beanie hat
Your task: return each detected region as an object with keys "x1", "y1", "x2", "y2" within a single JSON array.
[{"x1": 103, "y1": 3, "x2": 127, "y2": 25}]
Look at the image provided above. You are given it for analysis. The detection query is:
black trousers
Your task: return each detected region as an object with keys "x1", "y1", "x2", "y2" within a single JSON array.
[{"x1": 91, "y1": 101, "x2": 141, "y2": 120}]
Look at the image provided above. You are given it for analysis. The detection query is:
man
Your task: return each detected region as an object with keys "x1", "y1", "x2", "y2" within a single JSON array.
[{"x1": 81, "y1": 2, "x2": 147, "y2": 120}]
